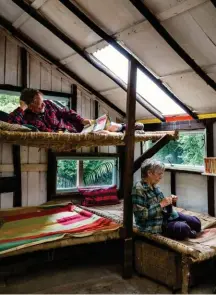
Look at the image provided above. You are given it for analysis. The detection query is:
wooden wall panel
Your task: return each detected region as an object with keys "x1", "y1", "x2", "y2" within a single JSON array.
[
  {"x1": 0, "y1": 33, "x2": 122, "y2": 208},
  {"x1": 0, "y1": 33, "x2": 5, "y2": 84},
  {"x1": 29, "y1": 56, "x2": 40, "y2": 88},
  {"x1": 40, "y1": 63, "x2": 52, "y2": 91},
  {"x1": 51, "y1": 69, "x2": 62, "y2": 92},
  {"x1": 5, "y1": 39, "x2": 18, "y2": 85}
]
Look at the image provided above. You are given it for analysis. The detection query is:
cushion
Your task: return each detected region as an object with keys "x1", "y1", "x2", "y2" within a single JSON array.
[
  {"x1": 0, "y1": 111, "x2": 9, "y2": 122},
  {"x1": 0, "y1": 120, "x2": 31, "y2": 132},
  {"x1": 78, "y1": 185, "x2": 119, "y2": 207}
]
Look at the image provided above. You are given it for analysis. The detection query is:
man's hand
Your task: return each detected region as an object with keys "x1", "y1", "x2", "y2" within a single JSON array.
[
  {"x1": 82, "y1": 118, "x2": 92, "y2": 126},
  {"x1": 160, "y1": 197, "x2": 173, "y2": 208},
  {"x1": 20, "y1": 100, "x2": 28, "y2": 111}
]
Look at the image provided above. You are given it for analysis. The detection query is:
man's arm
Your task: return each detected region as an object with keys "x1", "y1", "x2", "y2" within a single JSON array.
[
  {"x1": 46, "y1": 100, "x2": 89, "y2": 132},
  {"x1": 8, "y1": 101, "x2": 28, "y2": 125}
]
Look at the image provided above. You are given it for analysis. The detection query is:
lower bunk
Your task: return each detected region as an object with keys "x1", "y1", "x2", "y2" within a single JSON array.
[
  {"x1": 1, "y1": 200, "x2": 216, "y2": 293},
  {"x1": 80, "y1": 201, "x2": 216, "y2": 294},
  {"x1": 0, "y1": 202, "x2": 121, "y2": 259}
]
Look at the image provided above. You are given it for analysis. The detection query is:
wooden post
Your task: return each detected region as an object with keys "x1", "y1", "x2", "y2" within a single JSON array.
[
  {"x1": 47, "y1": 150, "x2": 57, "y2": 201},
  {"x1": 71, "y1": 84, "x2": 77, "y2": 111},
  {"x1": 94, "y1": 100, "x2": 99, "y2": 153},
  {"x1": 206, "y1": 121, "x2": 215, "y2": 216},
  {"x1": 12, "y1": 145, "x2": 22, "y2": 207},
  {"x1": 122, "y1": 58, "x2": 137, "y2": 278},
  {"x1": 133, "y1": 135, "x2": 171, "y2": 173},
  {"x1": 171, "y1": 171, "x2": 176, "y2": 195}
]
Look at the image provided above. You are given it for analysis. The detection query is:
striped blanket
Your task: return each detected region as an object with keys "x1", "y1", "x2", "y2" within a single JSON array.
[{"x1": 0, "y1": 203, "x2": 120, "y2": 255}]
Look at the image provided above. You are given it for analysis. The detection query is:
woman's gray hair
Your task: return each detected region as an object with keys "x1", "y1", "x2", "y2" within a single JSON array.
[{"x1": 141, "y1": 158, "x2": 165, "y2": 178}]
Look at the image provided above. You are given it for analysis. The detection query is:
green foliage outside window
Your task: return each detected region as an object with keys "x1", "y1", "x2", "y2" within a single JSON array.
[
  {"x1": 57, "y1": 159, "x2": 116, "y2": 190},
  {"x1": 0, "y1": 94, "x2": 19, "y2": 113},
  {"x1": 148, "y1": 132, "x2": 205, "y2": 166}
]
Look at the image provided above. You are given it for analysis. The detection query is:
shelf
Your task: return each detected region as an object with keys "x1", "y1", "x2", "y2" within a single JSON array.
[{"x1": 202, "y1": 173, "x2": 216, "y2": 176}]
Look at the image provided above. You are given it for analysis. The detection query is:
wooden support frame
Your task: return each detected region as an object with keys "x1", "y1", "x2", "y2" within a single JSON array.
[
  {"x1": 11, "y1": 0, "x2": 165, "y2": 121},
  {"x1": 0, "y1": 16, "x2": 125, "y2": 117},
  {"x1": 70, "y1": 84, "x2": 77, "y2": 111},
  {"x1": 144, "y1": 120, "x2": 206, "y2": 132},
  {"x1": 122, "y1": 58, "x2": 137, "y2": 278},
  {"x1": 205, "y1": 121, "x2": 215, "y2": 216},
  {"x1": 47, "y1": 150, "x2": 57, "y2": 201},
  {"x1": 59, "y1": 0, "x2": 195, "y2": 120},
  {"x1": 129, "y1": 0, "x2": 216, "y2": 96},
  {"x1": 133, "y1": 135, "x2": 171, "y2": 173},
  {"x1": 12, "y1": 145, "x2": 22, "y2": 207},
  {"x1": 211, "y1": 1, "x2": 216, "y2": 9},
  {"x1": 170, "y1": 171, "x2": 176, "y2": 195}
]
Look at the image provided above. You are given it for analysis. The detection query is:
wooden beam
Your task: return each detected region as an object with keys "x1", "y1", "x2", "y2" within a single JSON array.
[
  {"x1": 0, "y1": 176, "x2": 17, "y2": 194},
  {"x1": 211, "y1": 0, "x2": 216, "y2": 8},
  {"x1": 47, "y1": 150, "x2": 57, "y2": 201},
  {"x1": 205, "y1": 121, "x2": 215, "y2": 216},
  {"x1": 0, "y1": 16, "x2": 125, "y2": 117},
  {"x1": 144, "y1": 120, "x2": 206, "y2": 131},
  {"x1": 11, "y1": 0, "x2": 164, "y2": 121},
  {"x1": 133, "y1": 135, "x2": 171, "y2": 173},
  {"x1": 94, "y1": 100, "x2": 99, "y2": 153},
  {"x1": 122, "y1": 58, "x2": 137, "y2": 278},
  {"x1": 12, "y1": 145, "x2": 22, "y2": 207},
  {"x1": 129, "y1": 0, "x2": 216, "y2": 98},
  {"x1": 0, "y1": 164, "x2": 47, "y2": 172},
  {"x1": 59, "y1": 0, "x2": 195, "y2": 120},
  {"x1": 71, "y1": 84, "x2": 77, "y2": 111},
  {"x1": 170, "y1": 171, "x2": 176, "y2": 195}
]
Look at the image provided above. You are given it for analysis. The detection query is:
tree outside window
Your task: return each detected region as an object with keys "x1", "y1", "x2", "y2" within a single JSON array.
[{"x1": 145, "y1": 131, "x2": 205, "y2": 168}]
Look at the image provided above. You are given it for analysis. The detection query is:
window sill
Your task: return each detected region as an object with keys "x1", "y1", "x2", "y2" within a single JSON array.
[{"x1": 165, "y1": 164, "x2": 204, "y2": 174}]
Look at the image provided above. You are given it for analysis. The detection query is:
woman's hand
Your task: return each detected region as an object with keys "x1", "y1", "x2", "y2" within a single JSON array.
[{"x1": 160, "y1": 197, "x2": 173, "y2": 208}]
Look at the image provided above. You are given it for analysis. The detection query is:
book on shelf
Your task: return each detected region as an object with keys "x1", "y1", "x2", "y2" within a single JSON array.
[{"x1": 81, "y1": 114, "x2": 111, "y2": 133}]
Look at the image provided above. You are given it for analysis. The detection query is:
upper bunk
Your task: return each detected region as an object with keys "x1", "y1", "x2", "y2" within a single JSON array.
[{"x1": 0, "y1": 128, "x2": 178, "y2": 150}]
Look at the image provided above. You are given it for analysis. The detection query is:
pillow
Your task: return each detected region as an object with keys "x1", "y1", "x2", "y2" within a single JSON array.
[
  {"x1": 0, "y1": 120, "x2": 31, "y2": 132},
  {"x1": 78, "y1": 185, "x2": 119, "y2": 207}
]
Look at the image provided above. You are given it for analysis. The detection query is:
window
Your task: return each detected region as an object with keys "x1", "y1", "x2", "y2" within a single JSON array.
[
  {"x1": 0, "y1": 93, "x2": 19, "y2": 113},
  {"x1": 0, "y1": 92, "x2": 69, "y2": 114},
  {"x1": 94, "y1": 45, "x2": 185, "y2": 116},
  {"x1": 144, "y1": 130, "x2": 206, "y2": 171},
  {"x1": 56, "y1": 156, "x2": 119, "y2": 192}
]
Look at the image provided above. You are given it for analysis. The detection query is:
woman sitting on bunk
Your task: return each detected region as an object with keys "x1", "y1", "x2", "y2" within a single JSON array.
[
  {"x1": 8, "y1": 88, "x2": 144, "y2": 133},
  {"x1": 132, "y1": 159, "x2": 201, "y2": 240}
]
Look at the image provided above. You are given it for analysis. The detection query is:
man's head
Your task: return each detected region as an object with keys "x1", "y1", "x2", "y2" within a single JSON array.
[
  {"x1": 20, "y1": 88, "x2": 45, "y2": 113},
  {"x1": 141, "y1": 159, "x2": 165, "y2": 185}
]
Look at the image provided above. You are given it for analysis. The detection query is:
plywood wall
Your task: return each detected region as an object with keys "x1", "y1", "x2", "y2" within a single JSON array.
[{"x1": 0, "y1": 34, "x2": 120, "y2": 208}]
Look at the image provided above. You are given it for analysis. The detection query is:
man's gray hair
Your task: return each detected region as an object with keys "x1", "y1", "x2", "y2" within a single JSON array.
[{"x1": 141, "y1": 158, "x2": 165, "y2": 178}]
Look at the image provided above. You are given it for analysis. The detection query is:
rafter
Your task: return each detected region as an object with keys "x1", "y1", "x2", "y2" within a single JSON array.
[
  {"x1": 11, "y1": 0, "x2": 165, "y2": 122},
  {"x1": 12, "y1": 0, "x2": 49, "y2": 29},
  {"x1": 0, "y1": 16, "x2": 125, "y2": 117},
  {"x1": 59, "y1": 0, "x2": 197, "y2": 120},
  {"x1": 129, "y1": 0, "x2": 216, "y2": 98}
]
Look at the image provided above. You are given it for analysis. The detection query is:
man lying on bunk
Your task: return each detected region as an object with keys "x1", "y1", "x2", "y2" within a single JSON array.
[
  {"x1": 8, "y1": 88, "x2": 144, "y2": 133},
  {"x1": 132, "y1": 159, "x2": 201, "y2": 240}
]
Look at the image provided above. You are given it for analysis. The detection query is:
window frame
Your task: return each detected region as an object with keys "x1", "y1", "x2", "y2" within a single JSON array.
[{"x1": 143, "y1": 129, "x2": 206, "y2": 173}]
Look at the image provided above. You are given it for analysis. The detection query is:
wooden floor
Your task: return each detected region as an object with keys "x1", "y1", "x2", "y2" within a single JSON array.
[{"x1": 0, "y1": 240, "x2": 215, "y2": 294}]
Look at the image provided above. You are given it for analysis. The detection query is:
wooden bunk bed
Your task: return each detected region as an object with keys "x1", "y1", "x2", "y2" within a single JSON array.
[{"x1": 0, "y1": 127, "x2": 178, "y2": 274}]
